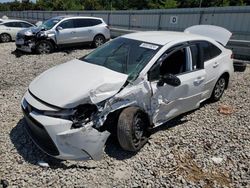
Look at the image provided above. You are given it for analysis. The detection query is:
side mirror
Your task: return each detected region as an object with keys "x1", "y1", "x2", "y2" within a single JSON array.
[
  {"x1": 158, "y1": 74, "x2": 181, "y2": 87},
  {"x1": 56, "y1": 26, "x2": 63, "y2": 31}
]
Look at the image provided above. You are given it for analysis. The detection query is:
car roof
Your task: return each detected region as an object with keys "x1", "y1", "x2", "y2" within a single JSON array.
[
  {"x1": 1, "y1": 19, "x2": 29, "y2": 23},
  {"x1": 122, "y1": 31, "x2": 212, "y2": 45},
  {"x1": 53, "y1": 15, "x2": 102, "y2": 20}
]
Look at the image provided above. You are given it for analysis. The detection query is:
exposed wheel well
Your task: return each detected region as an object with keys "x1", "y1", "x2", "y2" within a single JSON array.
[
  {"x1": 93, "y1": 34, "x2": 106, "y2": 41},
  {"x1": 36, "y1": 38, "x2": 57, "y2": 48},
  {"x1": 101, "y1": 106, "x2": 151, "y2": 134}
]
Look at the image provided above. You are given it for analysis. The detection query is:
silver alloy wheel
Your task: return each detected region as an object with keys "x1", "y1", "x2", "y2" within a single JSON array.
[
  {"x1": 214, "y1": 78, "x2": 226, "y2": 99},
  {"x1": 1, "y1": 34, "x2": 11, "y2": 42},
  {"x1": 38, "y1": 42, "x2": 51, "y2": 54},
  {"x1": 94, "y1": 36, "x2": 104, "y2": 47}
]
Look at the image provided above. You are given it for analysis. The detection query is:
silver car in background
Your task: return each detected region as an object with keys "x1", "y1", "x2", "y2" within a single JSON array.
[
  {"x1": 16, "y1": 16, "x2": 111, "y2": 54},
  {"x1": 0, "y1": 19, "x2": 34, "y2": 42}
]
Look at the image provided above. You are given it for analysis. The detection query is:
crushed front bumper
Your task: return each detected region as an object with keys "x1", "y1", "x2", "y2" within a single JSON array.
[
  {"x1": 15, "y1": 38, "x2": 35, "y2": 53},
  {"x1": 21, "y1": 97, "x2": 110, "y2": 160}
]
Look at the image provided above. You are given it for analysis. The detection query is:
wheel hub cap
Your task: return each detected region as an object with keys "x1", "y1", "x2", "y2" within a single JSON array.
[
  {"x1": 95, "y1": 38, "x2": 104, "y2": 47},
  {"x1": 39, "y1": 43, "x2": 50, "y2": 53},
  {"x1": 214, "y1": 78, "x2": 225, "y2": 98},
  {"x1": 1, "y1": 34, "x2": 10, "y2": 42}
]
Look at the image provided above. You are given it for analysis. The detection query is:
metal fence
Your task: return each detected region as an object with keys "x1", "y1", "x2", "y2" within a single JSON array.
[
  {"x1": 1, "y1": 6, "x2": 250, "y2": 40},
  {"x1": 1, "y1": 6, "x2": 250, "y2": 60}
]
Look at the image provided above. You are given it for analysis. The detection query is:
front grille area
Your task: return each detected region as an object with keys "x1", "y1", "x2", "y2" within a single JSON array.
[{"x1": 22, "y1": 105, "x2": 59, "y2": 156}]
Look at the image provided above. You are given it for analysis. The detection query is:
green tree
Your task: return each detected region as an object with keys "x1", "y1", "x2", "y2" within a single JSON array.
[
  {"x1": 0, "y1": 0, "x2": 250, "y2": 11},
  {"x1": 80, "y1": 0, "x2": 102, "y2": 10},
  {"x1": 128, "y1": 0, "x2": 149, "y2": 9},
  {"x1": 148, "y1": 0, "x2": 178, "y2": 9}
]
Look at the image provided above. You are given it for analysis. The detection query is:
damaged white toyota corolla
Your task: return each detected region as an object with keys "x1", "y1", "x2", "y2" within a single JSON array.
[{"x1": 21, "y1": 25, "x2": 234, "y2": 160}]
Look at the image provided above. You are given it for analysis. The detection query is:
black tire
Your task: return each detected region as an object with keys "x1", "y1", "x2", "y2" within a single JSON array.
[
  {"x1": 210, "y1": 76, "x2": 227, "y2": 102},
  {"x1": 0, "y1": 33, "x2": 11, "y2": 42},
  {"x1": 117, "y1": 107, "x2": 150, "y2": 152},
  {"x1": 35, "y1": 40, "x2": 54, "y2": 54},
  {"x1": 92, "y1": 35, "x2": 105, "y2": 48}
]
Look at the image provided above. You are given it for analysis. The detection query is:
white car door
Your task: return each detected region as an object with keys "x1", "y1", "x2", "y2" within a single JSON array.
[
  {"x1": 3, "y1": 22, "x2": 22, "y2": 39},
  {"x1": 195, "y1": 41, "x2": 223, "y2": 99},
  {"x1": 56, "y1": 19, "x2": 78, "y2": 45},
  {"x1": 148, "y1": 45, "x2": 206, "y2": 126},
  {"x1": 73, "y1": 18, "x2": 95, "y2": 43}
]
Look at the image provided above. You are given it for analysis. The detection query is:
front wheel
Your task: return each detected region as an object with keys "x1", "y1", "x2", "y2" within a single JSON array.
[
  {"x1": 93, "y1": 35, "x2": 105, "y2": 48},
  {"x1": 210, "y1": 76, "x2": 227, "y2": 102},
  {"x1": 117, "y1": 107, "x2": 150, "y2": 152},
  {"x1": 35, "y1": 40, "x2": 54, "y2": 54},
  {"x1": 0, "y1": 33, "x2": 11, "y2": 42}
]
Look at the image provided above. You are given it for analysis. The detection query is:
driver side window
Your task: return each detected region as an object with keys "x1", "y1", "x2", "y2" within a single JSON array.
[
  {"x1": 58, "y1": 20, "x2": 74, "y2": 29},
  {"x1": 160, "y1": 48, "x2": 189, "y2": 76},
  {"x1": 148, "y1": 47, "x2": 190, "y2": 82}
]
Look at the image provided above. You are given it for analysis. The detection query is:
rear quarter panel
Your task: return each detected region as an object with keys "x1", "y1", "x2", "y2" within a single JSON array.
[{"x1": 92, "y1": 24, "x2": 110, "y2": 41}]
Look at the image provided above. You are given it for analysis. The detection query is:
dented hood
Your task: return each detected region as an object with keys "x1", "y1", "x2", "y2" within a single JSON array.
[
  {"x1": 29, "y1": 59, "x2": 128, "y2": 108},
  {"x1": 185, "y1": 25, "x2": 232, "y2": 46},
  {"x1": 18, "y1": 26, "x2": 43, "y2": 36}
]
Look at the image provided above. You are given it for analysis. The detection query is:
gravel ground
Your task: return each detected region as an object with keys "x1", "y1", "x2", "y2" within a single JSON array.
[{"x1": 0, "y1": 42, "x2": 249, "y2": 188}]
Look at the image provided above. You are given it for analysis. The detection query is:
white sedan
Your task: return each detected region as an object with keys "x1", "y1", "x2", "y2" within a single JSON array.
[
  {"x1": 0, "y1": 19, "x2": 34, "y2": 42},
  {"x1": 21, "y1": 25, "x2": 234, "y2": 160}
]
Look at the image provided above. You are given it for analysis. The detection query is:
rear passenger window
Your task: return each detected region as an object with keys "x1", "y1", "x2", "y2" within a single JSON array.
[
  {"x1": 199, "y1": 41, "x2": 222, "y2": 62},
  {"x1": 91, "y1": 19, "x2": 102, "y2": 26},
  {"x1": 74, "y1": 19, "x2": 102, "y2": 28}
]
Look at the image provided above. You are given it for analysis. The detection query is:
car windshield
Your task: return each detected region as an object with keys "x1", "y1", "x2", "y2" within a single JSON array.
[
  {"x1": 81, "y1": 38, "x2": 161, "y2": 81},
  {"x1": 39, "y1": 17, "x2": 62, "y2": 30}
]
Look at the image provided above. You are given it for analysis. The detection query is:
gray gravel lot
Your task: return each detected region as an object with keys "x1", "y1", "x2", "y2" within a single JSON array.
[{"x1": 0, "y1": 42, "x2": 249, "y2": 188}]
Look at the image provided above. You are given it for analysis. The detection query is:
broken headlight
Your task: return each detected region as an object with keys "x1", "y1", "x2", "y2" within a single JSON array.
[
  {"x1": 43, "y1": 109, "x2": 76, "y2": 119},
  {"x1": 42, "y1": 104, "x2": 98, "y2": 128},
  {"x1": 71, "y1": 104, "x2": 98, "y2": 128}
]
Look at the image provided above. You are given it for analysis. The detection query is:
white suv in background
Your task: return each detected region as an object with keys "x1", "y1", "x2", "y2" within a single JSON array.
[
  {"x1": 0, "y1": 19, "x2": 34, "y2": 42},
  {"x1": 16, "y1": 16, "x2": 111, "y2": 54}
]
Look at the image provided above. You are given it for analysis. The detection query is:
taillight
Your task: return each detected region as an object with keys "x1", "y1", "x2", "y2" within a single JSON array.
[
  {"x1": 106, "y1": 25, "x2": 110, "y2": 30},
  {"x1": 231, "y1": 53, "x2": 234, "y2": 59}
]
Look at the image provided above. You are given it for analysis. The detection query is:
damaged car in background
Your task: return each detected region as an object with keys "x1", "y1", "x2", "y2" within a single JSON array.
[
  {"x1": 21, "y1": 25, "x2": 234, "y2": 160},
  {"x1": 16, "y1": 16, "x2": 110, "y2": 54}
]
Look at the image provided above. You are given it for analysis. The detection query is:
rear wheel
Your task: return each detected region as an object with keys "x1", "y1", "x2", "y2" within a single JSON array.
[
  {"x1": 117, "y1": 107, "x2": 150, "y2": 152},
  {"x1": 93, "y1": 35, "x2": 105, "y2": 48},
  {"x1": 210, "y1": 76, "x2": 227, "y2": 102},
  {"x1": 0, "y1": 33, "x2": 11, "y2": 42},
  {"x1": 36, "y1": 40, "x2": 54, "y2": 54}
]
